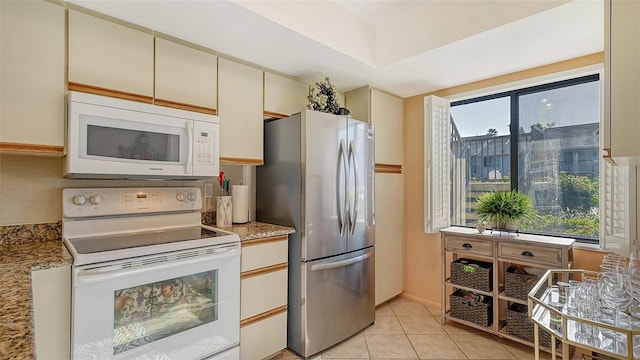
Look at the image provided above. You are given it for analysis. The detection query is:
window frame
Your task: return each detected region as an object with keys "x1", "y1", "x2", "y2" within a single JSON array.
[{"x1": 449, "y1": 73, "x2": 601, "y2": 244}]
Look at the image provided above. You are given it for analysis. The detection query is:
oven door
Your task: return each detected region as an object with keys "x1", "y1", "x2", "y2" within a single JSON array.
[{"x1": 71, "y1": 243, "x2": 240, "y2": 360}]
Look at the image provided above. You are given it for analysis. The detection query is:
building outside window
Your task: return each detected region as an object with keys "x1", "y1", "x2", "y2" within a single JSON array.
[{"x1": 449, "y1": 74, "x2": 601, "y2": 243}]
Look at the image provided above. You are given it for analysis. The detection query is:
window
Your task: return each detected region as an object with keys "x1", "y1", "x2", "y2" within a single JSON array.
[{"x1": 448, "y1": 74, "x2": 601, "y2": 242}]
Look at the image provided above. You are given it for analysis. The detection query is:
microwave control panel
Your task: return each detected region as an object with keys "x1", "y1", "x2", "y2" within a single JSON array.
[{"x1": 195, "y1": 130, "x2": 214, "y2": 165}]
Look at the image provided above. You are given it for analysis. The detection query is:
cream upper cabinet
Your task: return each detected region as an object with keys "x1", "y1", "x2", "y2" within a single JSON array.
[
  {"x1": 370, "y1": 89, "x2": 404, "y2": 165},
  {"x1": 604, "y1": 0, "x2": 640, "y2": 164},
  {"x1": 374, "y1": 172, "x2": 404, "y2": 305},
  {"x1": 345, "y1": 86, "x2": 371, "y2": 123},
  {"x1": 155, "y1": 38, "x2": 217, "y2": 113},
  {"x1": 218, "y1": 58, "x2": 263, "y2": 164},
  {"x1": 264, "y1": 72, "x2": 309, "y2": 118},
  {"x1": 345, "y1": 87, "x2": 404, "y2": 165},
  {"x1": 68, "y1": 9, "x2": 154, "y2": 100},
  {"x1": 0, "y1": 0, "x2": 65, "y2": 151}
]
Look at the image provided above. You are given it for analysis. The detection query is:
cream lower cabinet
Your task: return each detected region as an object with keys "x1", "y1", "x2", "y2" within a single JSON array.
[
  {"x1": 374, "y1": 172, "x2": 404, "y2": 305},
  {"x1": 0, "y1": 0, "x2": 65, "y2": 154},
  {"x1": 218, "y1": 58, "x2": 264, "y2": 165},
  {"x1": 31, "y1": 265, "x2": 71, "y2": 359},
  {"x1": 240, "y1": 235, "x2": 288, "y2": 360}
]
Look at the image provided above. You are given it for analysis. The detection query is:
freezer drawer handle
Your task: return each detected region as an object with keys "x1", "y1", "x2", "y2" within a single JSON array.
[{"x1": 310, "y1": 251, "x2": 372, "y2": 271}]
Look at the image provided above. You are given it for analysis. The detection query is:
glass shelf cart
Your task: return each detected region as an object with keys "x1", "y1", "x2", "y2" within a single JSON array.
[{"x1": 528, "y1": 269, "x2": 640, "y2": 360}]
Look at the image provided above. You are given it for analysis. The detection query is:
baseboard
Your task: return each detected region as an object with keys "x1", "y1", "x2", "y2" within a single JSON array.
[{"x1": 398, "y1": 292, "x2": 441, "y2": 309}]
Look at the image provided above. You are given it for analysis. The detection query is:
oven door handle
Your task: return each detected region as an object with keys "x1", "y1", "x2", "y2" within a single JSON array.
[{"x1": 75, "y1": 244, "x2": 239, "y2": 285}]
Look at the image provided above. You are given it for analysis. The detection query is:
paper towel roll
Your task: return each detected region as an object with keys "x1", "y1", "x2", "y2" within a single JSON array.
[{"x1": 231, "y1": 185, "x2": 249, "y2": 223}]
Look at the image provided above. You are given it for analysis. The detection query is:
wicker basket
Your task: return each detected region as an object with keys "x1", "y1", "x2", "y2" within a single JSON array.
[
  {"x1": 449, "y1": 289, "x2": 492, "y2": 327},
  {"x1": 507, "y1": 304, "x2": 553, "y2": 348},
  {"x1": 505, "y1": 267, "x2": 540, "y2": 300},
  {"x1": 450, "y1": 258, "x2": 493, "y2": 292}
]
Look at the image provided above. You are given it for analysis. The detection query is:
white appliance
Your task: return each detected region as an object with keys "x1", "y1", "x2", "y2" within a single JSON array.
[
  {"x1": 62, "y1": 187, "x2": 240, "y2": 360},
  {"x1": 64, "y1": 91, "x2": 219, "y2": 180},
  {"x1": 256, "y1": 110, "x2": 375, "y2": 358}
]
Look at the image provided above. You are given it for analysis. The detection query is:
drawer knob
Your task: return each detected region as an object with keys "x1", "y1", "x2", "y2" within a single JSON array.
[
  {"x1": 462, "y1": 243, "x2": 473, "y2": 249},
  {"x1": 521, "y1": 251, "x2": 534, "y2": 257}
]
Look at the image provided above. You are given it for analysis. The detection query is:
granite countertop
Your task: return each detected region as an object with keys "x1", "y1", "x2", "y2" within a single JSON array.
[
  {"x1": 220, "y1": 221, "x2": 295, "y2": 241},
  {"x1": 0, "y1": 239, "x2": 72, "y2": 359},
  {"x1": 0, "y1": 220, "x2": 293, "y2": 358}
]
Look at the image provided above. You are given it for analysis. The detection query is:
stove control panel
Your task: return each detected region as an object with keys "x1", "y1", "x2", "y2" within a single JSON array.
[{"x1": 62, "y1": 187, "x2": 201, "y2": 218}]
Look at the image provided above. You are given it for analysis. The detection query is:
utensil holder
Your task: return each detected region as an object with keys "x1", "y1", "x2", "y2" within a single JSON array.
[{"x1": 216, "y1": 195, "x2": 232, "y2": 227}]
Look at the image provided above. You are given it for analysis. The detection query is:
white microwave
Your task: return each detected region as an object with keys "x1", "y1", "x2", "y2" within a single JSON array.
[{"x1": 64, "y1": 91, "x2": 219, "y2": 180}]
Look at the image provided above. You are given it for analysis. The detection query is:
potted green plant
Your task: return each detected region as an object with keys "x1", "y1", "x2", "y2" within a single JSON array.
[{"x1": 475, "y1": 190, "x2": 536, "y2": 232}]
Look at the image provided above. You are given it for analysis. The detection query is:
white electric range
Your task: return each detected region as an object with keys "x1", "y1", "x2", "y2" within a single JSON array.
[{"x1": 62, "y1": 187, "x2": 240, "y2": 360}]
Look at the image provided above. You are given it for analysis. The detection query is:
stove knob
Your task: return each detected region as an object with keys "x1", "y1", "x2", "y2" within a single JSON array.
[
  {"x1": 89, "y1": 195, "x2": 103, "y2": 205},
  {"x1": 176, "y1": 193, "x2": 185, "y2": 202},
  {"x1": 187, "y1": 192, "x2": 196, "y2": 201},
  {"x1": 72, "y1": 195, "x2": 87, "y2": 205}
]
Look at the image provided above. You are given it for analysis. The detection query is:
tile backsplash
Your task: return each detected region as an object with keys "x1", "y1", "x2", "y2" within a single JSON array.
[{"x1": 0, "y1": 154, "x2": 249, "y2": 226}]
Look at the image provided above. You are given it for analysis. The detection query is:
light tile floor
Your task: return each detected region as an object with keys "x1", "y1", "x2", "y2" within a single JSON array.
[{"x1": 270, "y1": 296, "x2": 569, "y2": 360}]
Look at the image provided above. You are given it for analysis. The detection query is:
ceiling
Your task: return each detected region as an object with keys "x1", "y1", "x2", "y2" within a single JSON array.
[{"x1": 66, "y1": 0, "x2": 604, "y2": 98}]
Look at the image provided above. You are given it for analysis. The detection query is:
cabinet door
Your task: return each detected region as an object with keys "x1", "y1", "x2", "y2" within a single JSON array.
[
  {"x1": 371, "y1": 89, "x2": 404, "y2": 165},
  {"x1": 374, "y1": 172, "x2": 404, "y2": 305},
  {"x1": 264, "y1": 71, "x2": 308, "y2": 118},
  {"x1": 32, "y1": 265, "x2": 71, "y2": 359},
  {"x1": 1, "y1": 0, "x2": 65, "y2": 150},
  {"x1": 344, "y1": 86, "x2": 371, "y2": 123},
  {"x1": 68, "y1": 9, "x2": 153, "y2": 100},
  {"x1": 155, "y1": 38, "x2": 217, "y2": 113},
  {"x1": 240, "y1": 312, "x2": 287, "y2": 360},
  {"x1": 218, "y1": 58, "x2": 263, "y2": 164},
  {"x1": 605, "y1": 0, "x2": 640, "y2": 162}
]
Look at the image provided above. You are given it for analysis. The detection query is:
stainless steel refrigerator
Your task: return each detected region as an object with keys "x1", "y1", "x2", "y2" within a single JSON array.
[{"x1": 256, "y1": 110, "x2": 375, "y2": 359}]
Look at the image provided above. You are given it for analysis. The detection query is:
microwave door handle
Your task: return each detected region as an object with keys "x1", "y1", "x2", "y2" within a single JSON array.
[{"x1": 186, "y1": 121, "x2": 193, "y2": 174}]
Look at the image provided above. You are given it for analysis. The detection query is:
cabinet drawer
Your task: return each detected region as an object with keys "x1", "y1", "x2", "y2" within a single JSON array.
[
  {"x1": 498, "y1": 243, "x2": 562, "y2": 267},
  {"x1": 241, "y1": 236, "x2": 288, "y2": 272},
  {"x1": 444, "y1": 236, "x2": 492, "y2": 257},
  {"x1": 241, "y1": 268, "x2": 287, "y2": 320},
  {"x1": 240, "y1": 311, "x2": 287, "y2": 360}
]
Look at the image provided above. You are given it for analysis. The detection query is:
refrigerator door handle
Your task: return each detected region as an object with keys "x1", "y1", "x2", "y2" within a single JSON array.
[
  {"x1": 348, "y1": 140, "x2": 359, "y2": 235},
  {"x1": 337, "y1": 139, "x2": 348, "y2": 236},
  {"x1": 310, "y1": 250, "x2": 372, "y2": 271}
]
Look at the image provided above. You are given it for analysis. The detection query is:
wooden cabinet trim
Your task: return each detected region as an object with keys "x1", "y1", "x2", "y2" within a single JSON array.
[
  {"x1": 241, "y1": 235, "x2": 288, "y2": 247},
  {"x1": 68, "y1": 82, "x2": 153, "y2": 104},
  {"x1": 241, "y1": 263, "x2": 288, "y2": 279},
  {"x1": 263, "y1": 111, "x2": 289, "y2": 119},
  {"x1": 220, "y1": 157, "x2": 263, "y2": 165},
  {"x1": 240, "y1": 305, "x2": 287, "y2": 328},
  {"x1": 0, "y1": 142, "x2": 64, "y2": 155},
  {"x1": 154, "y1": 98, "x2": 217, "y2": 115},
  {"x1": 375, "y1": 163, "x2": 403, "y2": 174}
]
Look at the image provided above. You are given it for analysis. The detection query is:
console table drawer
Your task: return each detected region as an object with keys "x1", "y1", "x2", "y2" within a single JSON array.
[
  {"x1": 444, "y1": 236, "x2": 492, "y2": 257},
  {"x1": 498, "y1": 243, "x2": 561, "y2": 267}
]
